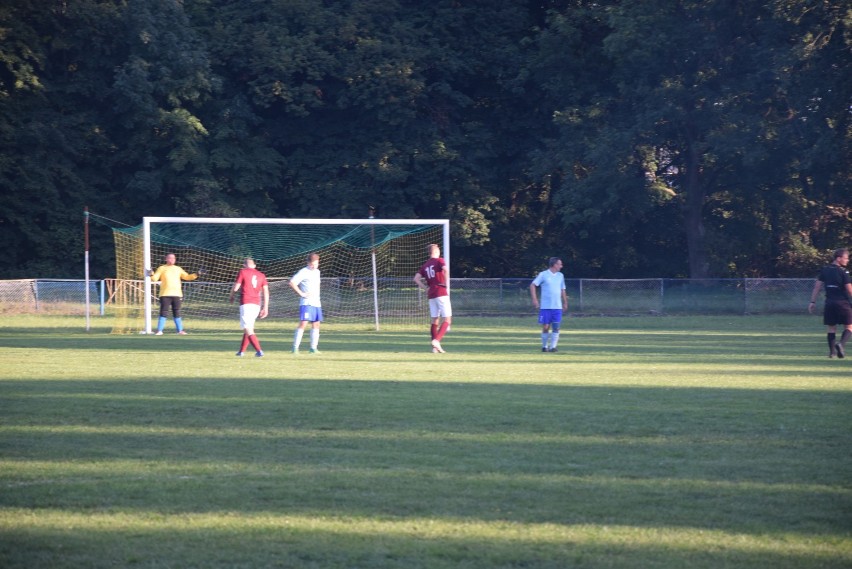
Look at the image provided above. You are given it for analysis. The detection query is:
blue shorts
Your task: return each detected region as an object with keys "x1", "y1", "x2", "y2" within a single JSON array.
[
  {"x1": 299, "y1": 305, "x2": 323, "y2": 322},
  {"x1": 538, "y1": 309, "x2": 562, "y2": 325}
]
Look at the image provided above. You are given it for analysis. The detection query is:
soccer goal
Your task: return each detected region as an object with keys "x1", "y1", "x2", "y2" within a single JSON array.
[{"x1": 110, "y1": 217, "x2": 449, "y2": 333}]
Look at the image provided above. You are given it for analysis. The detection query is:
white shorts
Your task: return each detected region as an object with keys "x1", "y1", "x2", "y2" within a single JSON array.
[
  {"x1": 428, "y1": 296, "x2": 452, "y2": 318},
  {"x1": 239, "y1": 303, "x2": 261, "y2": 329}
]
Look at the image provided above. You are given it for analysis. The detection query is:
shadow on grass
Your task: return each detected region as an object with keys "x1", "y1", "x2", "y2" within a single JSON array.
[
  {"x1": 2, "y1": 378, "x2": 849, "y2": 539},
  {"x1": 1, "y1": 521, "x2": 845, "y2": 569}
]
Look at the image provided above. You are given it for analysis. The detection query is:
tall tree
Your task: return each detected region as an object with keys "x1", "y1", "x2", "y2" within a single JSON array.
[
  {"x1": 192, "y1": 0, "x2": 546, "y2": 275},
  {"x1": 0, "y1": 0, "x2": 122, "y2": 277},
  {"x1": 535, "y1": 0, "x2": 828, "y2": 278}
]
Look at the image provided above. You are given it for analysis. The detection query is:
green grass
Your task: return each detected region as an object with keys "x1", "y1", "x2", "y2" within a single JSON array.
[{"x1": 0, "y1": 315, "x2": 850, "y2": 568}]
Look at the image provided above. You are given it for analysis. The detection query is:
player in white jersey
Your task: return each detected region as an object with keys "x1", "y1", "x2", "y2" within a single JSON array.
[
  {"x1": 289, "y1": 253, "x2": 323, "y2": 353},
  {"x1": 530, "y1": 257, "x2": 568, "y2": 352}
]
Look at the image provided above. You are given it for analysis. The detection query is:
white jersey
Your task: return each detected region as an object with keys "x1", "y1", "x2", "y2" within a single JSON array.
[
  {"x1": 291, "y1": 266, "x2": 321, "y2": 307},
  {"x1": 532, "y1": 269, "x2": 565, "y2": 309}
]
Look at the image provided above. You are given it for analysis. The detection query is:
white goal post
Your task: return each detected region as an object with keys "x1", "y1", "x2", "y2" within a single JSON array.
[{"x1": 140, "y1": 217, "x2": 450, "y2": 333}]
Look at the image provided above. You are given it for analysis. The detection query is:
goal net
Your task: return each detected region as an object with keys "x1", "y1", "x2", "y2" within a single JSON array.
[{"x1": 111, "y1": 218, "x2": 449, "y2": 333}]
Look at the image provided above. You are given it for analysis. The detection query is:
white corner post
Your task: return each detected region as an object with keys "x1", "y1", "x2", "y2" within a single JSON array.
[
  {"x1": 143, "y1": 218, "x2": 153, "y2": 334},
  {"x1": 443, "y1": 220, "x2": 450, "y2": 292},
  {"x1": 84, "y1": 207, "x2": 91, "y2": 331}
]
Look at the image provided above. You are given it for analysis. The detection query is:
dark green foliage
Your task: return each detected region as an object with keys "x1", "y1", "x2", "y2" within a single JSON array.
[{"x1": 0, "y1": 0, "x2": 847, "y2": 278}]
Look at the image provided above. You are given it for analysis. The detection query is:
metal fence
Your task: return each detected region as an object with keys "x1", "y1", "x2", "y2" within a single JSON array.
[
  {"x1": 0, "y1": 279, "x2": 106, "y2": 315},
  {"x1": 0, "y1": 277, "x2": 815, "y2": 317}
]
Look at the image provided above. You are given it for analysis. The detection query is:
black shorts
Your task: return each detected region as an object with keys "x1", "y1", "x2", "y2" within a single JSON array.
[
  {"x1": 159, "y1": 296, "x2": 182, "y2": 318},
  {"x1": 823, "y1": 300, "x2": 852, "y2": 326}
]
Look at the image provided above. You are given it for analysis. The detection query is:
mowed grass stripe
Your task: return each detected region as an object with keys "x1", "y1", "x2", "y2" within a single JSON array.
[{"x1": 0, "y1": 315, "x2": 850, "y2": 568}]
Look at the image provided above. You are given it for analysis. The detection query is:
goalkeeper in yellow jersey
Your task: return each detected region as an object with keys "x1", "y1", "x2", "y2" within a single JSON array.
[{"x1": 147, "y1": 253, "x2": 202, "y2": 335}]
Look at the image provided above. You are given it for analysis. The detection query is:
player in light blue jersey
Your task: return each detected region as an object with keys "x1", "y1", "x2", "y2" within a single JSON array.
[
  {"x1": 289, "y1": 253, "x2": 323, "y2": 353},
  {"x1": 530, "y1": 257, "x2": 568, "y2": 352}
]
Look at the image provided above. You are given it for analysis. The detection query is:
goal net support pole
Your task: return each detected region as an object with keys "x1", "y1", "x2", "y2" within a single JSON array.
[{"x1": 84, "y1": 207, "x2": 91, "y2": 331}]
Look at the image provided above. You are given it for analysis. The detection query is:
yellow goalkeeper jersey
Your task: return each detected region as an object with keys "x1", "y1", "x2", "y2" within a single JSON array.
[{"x1": 150, "y1": 265, "x2": 198, "y2": 297}]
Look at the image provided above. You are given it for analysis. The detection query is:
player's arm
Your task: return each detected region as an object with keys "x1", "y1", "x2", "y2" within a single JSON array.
[
  {"x1": 289, "y1": 279, "x2": 305, "y2": 298},
  {"x1": 529, "y1": 280, "x2": 539, "y2": 308},
  {"x1": 260, "y1": 284, "x2": 270, "y2": 318},
  {"x1": 442, "y1": 265, "x2": 450, "y2": 293},
  {"x1": 181, "y1": 268, "x2": 200, "y2": 282},
  {"x1": 413, "y1": 272, "x2": 427, "y2": 291},
  {"x1": 561, "y1": 288, "x2": 568, "y2": 311},
  {"x1": 808, "y1": 280, "x2": 822, "y2": 313},
  {"x1": 149, "y1": 266, "x2": 163, "y2": 281},
  {"x1": 229, "y1": 279, "x2": 242, "y2": 304}
]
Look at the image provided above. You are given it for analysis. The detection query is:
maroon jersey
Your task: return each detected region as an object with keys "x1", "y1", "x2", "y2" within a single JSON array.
[
  {"x1": 234, "y1": 268, "x2": 268, "y2": 305},
  {"x1": 418, "y1": 257, "x2": 448, "y2": 299}
]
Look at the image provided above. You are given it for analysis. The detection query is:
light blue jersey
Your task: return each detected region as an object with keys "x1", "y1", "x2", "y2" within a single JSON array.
[
  {"x1": 532, "y1": 269, "x2": 565, "y2": 309},
  {"x1": 291, "y1": 266, "x2": 321, "y2": 307}
]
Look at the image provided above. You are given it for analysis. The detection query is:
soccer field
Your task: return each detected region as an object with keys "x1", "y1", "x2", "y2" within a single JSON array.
[{"x1": 0, "y1": 315, "x2": 850, "y2": 568}]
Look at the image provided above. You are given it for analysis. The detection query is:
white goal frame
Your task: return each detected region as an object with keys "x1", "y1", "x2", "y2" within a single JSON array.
[{"x1": 142, "y1": 217, "x2": 450, "y2": 334}]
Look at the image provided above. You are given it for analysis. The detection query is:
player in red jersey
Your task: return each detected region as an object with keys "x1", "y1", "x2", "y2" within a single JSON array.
[
  {"x1": 229, "y1": 258, "x2": 269, "y2": 357},
  {"x1": 413, "y1": 244, "x2": 452, "y2": 353}
]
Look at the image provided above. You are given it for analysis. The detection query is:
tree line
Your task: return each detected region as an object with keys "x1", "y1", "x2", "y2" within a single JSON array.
[{"x1": 1, "y1": 0, "x2": 848, "y2": 279}]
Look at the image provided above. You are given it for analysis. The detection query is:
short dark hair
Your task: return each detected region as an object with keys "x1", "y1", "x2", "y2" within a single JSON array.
[
  {"x1": 548, "y1": 257, "x2": 561, "y2": 267},
  {"x1": 833, "y1": 248, "x2": 849, "y2": 260}
]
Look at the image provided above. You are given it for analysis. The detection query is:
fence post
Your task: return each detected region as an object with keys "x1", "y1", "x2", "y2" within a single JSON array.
[
  {"x1": 100, "y1": 279, "x2": 106, "y2": 316},
  {"x1": 579, "y1": 279, "x2": 584, "y2": 312}
]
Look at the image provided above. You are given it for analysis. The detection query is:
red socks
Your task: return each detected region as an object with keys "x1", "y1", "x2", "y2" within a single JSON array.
[
  {"x1": 248, "y1": 334, "x2": 262, "y2": 352},
  {"x1": 436, "y1": 322, "x2": 449, "y2": 341},
  {"x1": 240, "y1": 333, "x2": 263, "y2": 353}
]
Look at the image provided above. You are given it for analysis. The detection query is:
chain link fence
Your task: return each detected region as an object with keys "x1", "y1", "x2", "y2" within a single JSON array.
[
  {"x1": 0, "y1": 277, "x2": 817, "y2": 317},
  {"x1": 0, "y1": 279, "x2": 105, "y2": 315}
]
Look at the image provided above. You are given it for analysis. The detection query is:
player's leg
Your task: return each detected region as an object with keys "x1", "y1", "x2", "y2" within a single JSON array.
[
  {"x1": 834, "y1": 302, "x2": 852, "y2": 358},
  {"x1": 432, "y1": 317, "x2": 448, "y2": 353},
  {"x1": 429, "y1": 298, "x2": 440, "y2": 340},
  {"x1": 436, "y1": 316, "x2": 451, "y2": 340},
  {"x1": 427, "y1": 299, "x2": 443, "y2": 352},
  {"x1": 309, "y1": 321, "x2": 320, "y2": 353},
  {"x1": 837, "y1": 324, "x2": 851, "y2": 359},
  {"x1": 241, "y1": 304, "x2": 262, "y2": 355},
  {"x1": 539, "y1": 310, "x2": 552, "y2": 351},
  {"x1": 173, "y1": 298, "x2": 185, "y2": 334},
  {"x1": 293, "y1": 320, "x2": 307, "y2": 352},
  {"x1": 248, "y1": 331, "x2": 262, "y2": 354},
  {"x1": 156, "y1": 297, "x2": 170, "y2": 334},
  {"x1": 237, "y1": 305, "x2": 248, "y2": 355},
  {"x1": 825, "y1": 304, "x2": 838, "y2": 357},
  {"x1": 549, "y1": 320, "x2": 561, "y2": 352},
  {"x1": 541, "y1": 324, "x2": 551, "y2": 352},
  {"x1": 236, "y1": 332, "x2": 249, "y2": 356},
  {"x1": 435, "y1": 297, "x2": 452, "y2": 340},
  {"x1": 430, "y1": 298, "x2": 451, "y2": 352},
  {"x1": 430, "y1": 317, "x2": 444, "y2": 353}
]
